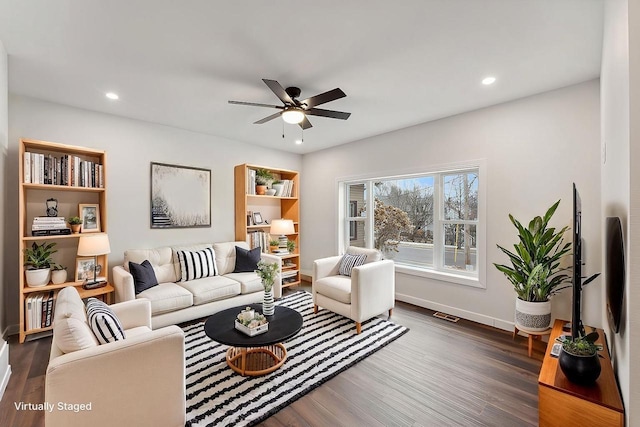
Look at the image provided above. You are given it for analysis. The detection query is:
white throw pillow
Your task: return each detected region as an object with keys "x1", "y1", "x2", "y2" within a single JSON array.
[{"x1": 86, "y1": 298, "x2": 126, "y2": 344}]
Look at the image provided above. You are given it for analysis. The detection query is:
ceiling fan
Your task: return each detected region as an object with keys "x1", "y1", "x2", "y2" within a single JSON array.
[{"x1": 229, "y1": 79, "x2": 351, "y2": 130}]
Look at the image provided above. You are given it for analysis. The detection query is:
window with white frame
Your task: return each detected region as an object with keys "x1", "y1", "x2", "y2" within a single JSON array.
[{"x1": 341, "y1": 167, "x2": 481, "y2": 284}]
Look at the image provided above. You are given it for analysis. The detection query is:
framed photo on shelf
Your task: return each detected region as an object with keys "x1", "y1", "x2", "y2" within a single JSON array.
[
  {"x1": 75, "y1": 257, "x2": 102, "y2": 281},
  {"x1": 252, "y1": 212, "x2": 263, "y2": 225},
  {"x1": 79, "y1": 204, "x2": 101, "y2": 233}
]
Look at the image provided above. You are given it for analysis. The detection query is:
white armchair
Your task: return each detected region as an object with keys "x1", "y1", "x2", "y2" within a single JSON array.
[
  {"x1": 312, "y1": 247, "x2": 395, "y2": 334},
  {"x1": 45, "y1": 286, "x2": 186, "y2": 427}
]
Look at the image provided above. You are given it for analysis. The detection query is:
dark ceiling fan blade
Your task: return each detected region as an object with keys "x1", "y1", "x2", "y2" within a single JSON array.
[
  {"x1": 229, "y1": 100, "x2": 283, "y2": 109},
  {"x1": 299, "y1": 115, "x2": 313, "y2": 130},
  {"x1": 305, "y1": 107, "x2": 351, "y2": 120},
  {"x1": 254, "y1": 112, "x2": 282, "y2": 124},
  {"x1": 262, "y1": 79, "x2": 294, "y2": 105},
  {"x1": 300, "y1": 88, "x2": 346, "y2": 108}
]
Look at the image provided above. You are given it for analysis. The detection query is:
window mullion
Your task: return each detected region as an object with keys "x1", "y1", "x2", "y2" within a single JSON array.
[{"x1": 433, "y1": 173, "x2": 443, "y2": 270}]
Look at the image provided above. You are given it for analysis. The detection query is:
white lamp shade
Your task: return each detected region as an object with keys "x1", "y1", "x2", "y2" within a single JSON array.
[
  {"x1": 270, "y1": 219, "x2": 295, "y2": 235},
  {"x1": 281, "y1": 108, "x2": 305, "y2": 124},
  {"x1": 77, "y1": 233, "x2": 111, "y2": 256}
]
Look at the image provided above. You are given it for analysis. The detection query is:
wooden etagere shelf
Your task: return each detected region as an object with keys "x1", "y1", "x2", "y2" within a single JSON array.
[
  {"x1": 234, "y1": 164, "x2": 300, "y2": 289},
  {"x1": 18, "y1": 138, "x2": 111, "y2": 343}
]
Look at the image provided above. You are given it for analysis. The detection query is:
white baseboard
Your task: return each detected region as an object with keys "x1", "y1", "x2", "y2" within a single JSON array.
[
  {"x1": 395, "y1": 292, "x2": 514, "y2": 332},
  {"x1": 0, "y1": 340, "x2": 11, "y2": 401}
]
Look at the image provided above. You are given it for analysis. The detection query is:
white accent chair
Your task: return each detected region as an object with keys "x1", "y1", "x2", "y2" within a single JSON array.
[
  {"x1": 312, "y1": 247, "x2": 395, "y2": 334},
  {"x1": 45, "y1": 286, "x2": 186, "y2": 427}
]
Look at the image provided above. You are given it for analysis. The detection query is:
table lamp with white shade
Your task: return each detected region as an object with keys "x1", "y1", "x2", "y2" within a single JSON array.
[
  {"x1": 77, "y1": 233, "x2": 111, "y2": 288},
  {"x1": 270, "y1": 219, "x2": 295, "y2": 249}
]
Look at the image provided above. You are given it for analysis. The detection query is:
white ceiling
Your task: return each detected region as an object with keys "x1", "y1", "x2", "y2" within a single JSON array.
[{"x1": 0, "y1": 0, "x2": 604, "y2": 154}]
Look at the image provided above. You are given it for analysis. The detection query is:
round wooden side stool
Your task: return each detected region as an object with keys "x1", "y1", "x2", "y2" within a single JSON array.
[{"x1": 513, "y1": 326, "x2": 552, "y2": 358}]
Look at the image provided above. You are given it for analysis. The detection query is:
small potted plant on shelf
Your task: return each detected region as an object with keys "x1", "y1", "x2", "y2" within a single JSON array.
[
  {"x1": 557, "y1": 331, "x2": 603, "y2": 385},
  {"x1": 51, "y1": 264, "x2": 68, "y2": 285},
  {"x1": 68, "y1": 216, "x2": 82, "y2": 233},
  {"x1": 23, "y1": 241, "x2": 57, "y2": 287},
  {"x1": 269, "y1": 239, "x2": 280, "y2": 253},
  {"x1": 255, "y1": 168, "x2": 274, "y2": 195},
  {"x1": 286, "y1": 239, "x2": 296, "y2": 253}
]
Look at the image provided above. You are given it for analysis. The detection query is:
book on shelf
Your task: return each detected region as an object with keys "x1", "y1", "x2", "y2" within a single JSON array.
[
  {"x1": 33, "y1": 216, "x2": 66, "y2": 222},
  {"x1": 23, "y1": 151, "x2": 104, "y2": 188},
  {"x1": 31, "y1": 228, "x2": 71, "y2": 236},
  {"x1": 281, "y1": 270, "x2": 298, "y2": 279},
  {"x1": 25, "y1": 290, "x2": 56, "y2": 331}
]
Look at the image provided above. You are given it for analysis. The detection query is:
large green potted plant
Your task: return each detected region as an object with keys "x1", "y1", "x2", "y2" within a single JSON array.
[
  {"x1": 494, "y1": 200, "x2": 571, "y2": 331},
  {"x1": 23, "y1": 241, "x2": 57, "y2": 287}
]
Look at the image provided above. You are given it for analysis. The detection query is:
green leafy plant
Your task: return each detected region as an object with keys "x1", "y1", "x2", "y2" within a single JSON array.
[
  {"x1": 558, "y1": 331, "x2": 603, "y2": 356},
  {"x1": 494, "y1": 200, "x2": 571, "y2": 302},
  {"x1": 51, "y1": 263, "x2": 67, "y2": 271},
  {"x1": 255, "y1": 168, "x2": 274, "y2": 186},
  {"x1": 286, "y1": 239, "x2": 295, "y2": 253},
  {"x1": 269, "y1": 239, "x2": 280, "y2": 247},
  {"x1": 23, "y1": 241, "x2": 57, "y2": 270},
  {"x1": 255, "y1": 260, "x2": 279, "y2": 292},
  {"x1": 68, "y1": 216, "x2": 82, "y2": 225},
  {"x1": 272, "y1": 180, "x2": 283, "y2": 185}
]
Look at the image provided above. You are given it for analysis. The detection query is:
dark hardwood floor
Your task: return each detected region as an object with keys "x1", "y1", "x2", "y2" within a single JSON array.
[{"x1": 0, "y1": 287, "x2": 544, "y2": 426}]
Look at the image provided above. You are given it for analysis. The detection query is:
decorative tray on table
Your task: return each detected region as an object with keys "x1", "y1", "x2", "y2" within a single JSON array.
[{"x1": 235, "y1": 307, "x2": 269, "y2": 336}]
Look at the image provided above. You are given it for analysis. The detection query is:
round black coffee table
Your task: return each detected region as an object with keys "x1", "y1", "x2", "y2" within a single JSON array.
[{"x1": 204, "y1": 304, "x2": 303, "y2": 376}]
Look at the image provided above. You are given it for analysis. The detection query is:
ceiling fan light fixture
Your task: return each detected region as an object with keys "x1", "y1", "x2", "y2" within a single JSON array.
[{"x1": 282, "y1": 108, "x2": 305, "y2": 124}]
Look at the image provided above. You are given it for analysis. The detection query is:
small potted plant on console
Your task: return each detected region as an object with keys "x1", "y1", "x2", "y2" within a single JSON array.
[{"x1": 558, "y1": 331, "x2": 603, "y2": 385}]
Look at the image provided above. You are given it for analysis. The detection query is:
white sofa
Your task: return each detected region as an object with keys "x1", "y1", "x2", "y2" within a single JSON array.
[
  {"x1": 313, "y1": 246, "x2": 395, "y2": 334},
  {"x1": 112, "y1": 241, "x2": 282, "y2": 329},
  {"x1": 46, "y1": 286, "x2": 185, "y2": 427}
]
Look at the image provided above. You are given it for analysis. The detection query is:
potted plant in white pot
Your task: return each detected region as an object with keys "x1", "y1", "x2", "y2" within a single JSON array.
[
  {"x1": 51, "y1": 264, "x2": 68, "y2": 285},
  {"x1": 23, "y1": 241, "x2": 57, "y2": 287},
  {"x1": 494, "y1": 200, "x2": 571, "y2": 331}
]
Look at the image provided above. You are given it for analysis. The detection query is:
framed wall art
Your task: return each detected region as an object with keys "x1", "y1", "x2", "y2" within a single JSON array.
[{"x1": 150, "y1": 162, "x2": 211, "y2": 228}]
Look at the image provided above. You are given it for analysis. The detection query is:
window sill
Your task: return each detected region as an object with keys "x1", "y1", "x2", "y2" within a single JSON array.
[{"x1": 394, "y1": 263, "x2": 485, "y2": 289}]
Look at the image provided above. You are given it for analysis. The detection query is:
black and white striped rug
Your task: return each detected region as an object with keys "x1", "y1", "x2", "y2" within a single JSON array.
[{"x1": 184, "y1": 291, "x2": 409, "y2": 427}]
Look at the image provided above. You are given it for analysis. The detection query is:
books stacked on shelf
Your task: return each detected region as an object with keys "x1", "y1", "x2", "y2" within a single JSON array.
[
  {"x1": 246, "y1": 169, "x2": 256, "y2": 195},
  {"x1": 282, "y1": 275, "x2": 298, "y2": 285},
  {"x1": 25, "y1": 290, "x2": 56, "y2": 331},
  {"x1": 281, "y1": 270, "x2": 298, "y2": 280},
  {"x1": 31, "y1": 216, "x2": 71, "y2": 236},
  {"x1": 272, "y1": 248, "x2": 289, "y2": 256},
  {"x1": 279, "y1": 179, "x2": 295, "y2": 197},
  {"x1": 283, "y1": 261, "x2": 297, "y2": 269},
  {"x1": 23, "y1": 152, "x2": 104, "y2": 188},
  {"x1": 247, "y1": 230, "x2": 269, "y2": 253}
]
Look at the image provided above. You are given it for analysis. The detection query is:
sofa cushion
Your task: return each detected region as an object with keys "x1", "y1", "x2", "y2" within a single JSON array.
[
  {"x1": 177, "y1": 275, "x2": 241, "y2": 305},
  {"x1": 52, "y1": 286, "x2": 98, "y2": 354},
  {"x1": 224, "y1": 272, "x2": 264, "y2": 294},
  {"x1": 138, "y1": 283, "x2": 193, "y2": 315},
  {"x1": 86, "y1": 298, "x2": 126, "y2": 344},
  {"x1": 314, "y1": 275, "x2": 352, "y2": 304},
  {"x1": 346, "y1": 246, "x2": 382, "y2": 264},
  {"x1": 213, "y1": 241, "x2": 250, "y2": 276},
  {"x1": 129, "y1": 260, "x2": 159, "y2": 294},
  {"x1": 233, "y1": 246, "x2": 261, "y2": 273},
  {"x1": 171, "y1": 243, "x2": 213, "y2": 280},
  {"x1": 176, "y1": 247, "x2": 217, "y2": 282},
  {"x1": 124, "y1": 247, "x2": 176, "y2": 283},
  {"x1": 339, "y1": 253, "x2": 367, "y2": 276}
]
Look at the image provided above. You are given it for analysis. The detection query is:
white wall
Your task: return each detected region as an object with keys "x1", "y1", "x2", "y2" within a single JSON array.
[
  {"x1": 601, "y1": 1, "x2": 640, "y2": 423},
  {"x1": 6, "y1": 95, "x2": 301, "y2": 331},
  {"x1": 302, "y1": 80, "x2": 602, "y2": 331},
  {"x1": 0, "y1": 39, "x2": 11, "y2": 400}
]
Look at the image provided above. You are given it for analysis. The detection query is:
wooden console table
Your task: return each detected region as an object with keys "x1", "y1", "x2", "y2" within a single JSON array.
[{"x1": 538, "y1": 319, "x2": 624, "y2": 426}]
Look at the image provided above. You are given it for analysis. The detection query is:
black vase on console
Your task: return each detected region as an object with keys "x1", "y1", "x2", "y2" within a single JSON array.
[{"x1": 558, "y1": 350, "x2": 601, "y2": 386}]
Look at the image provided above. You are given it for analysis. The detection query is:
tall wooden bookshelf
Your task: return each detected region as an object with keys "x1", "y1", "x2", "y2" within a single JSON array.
[
  {"x1": 234, "y1": 164, "x2": 300, "y2": 288},
  {"x1": 18, "y1": 138, "x2": 111, "y2": 343}
]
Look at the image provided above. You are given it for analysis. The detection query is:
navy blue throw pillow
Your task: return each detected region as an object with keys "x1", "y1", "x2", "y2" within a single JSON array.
[
  {"x1": 129, "y1": 260, "x2": 159, "y2": 294},
  {"x1": 234, "y1": 246, "x2": 261, "y2": 273}
]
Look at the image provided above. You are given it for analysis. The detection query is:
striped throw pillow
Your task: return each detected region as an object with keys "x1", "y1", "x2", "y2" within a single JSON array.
[
  {"x1": 177, "y1": 247, "x2": 217, "y2": 282},
  {"x1": 339, "y1": 253, "x2": 367, "y2": 277},
  {"x1": 85, "y1": 298, "x2": 125, "y2": 344}
]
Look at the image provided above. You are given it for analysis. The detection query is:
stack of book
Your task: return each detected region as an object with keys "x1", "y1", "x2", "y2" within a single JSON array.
[
  {"x1": 271, "y1": 248, "x2": 289, "y2": 256},
  {"x1": 25, "y1": 290, "x2": 56, "y2": 331},
  {"x1": 31, "y1": 217, "x2": 71, "y2": 236}
]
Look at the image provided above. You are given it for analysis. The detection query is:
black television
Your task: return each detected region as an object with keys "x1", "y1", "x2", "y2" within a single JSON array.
[
  {"x1": 571, "y1": 184, "x2": 583, "y2": 339},
  {"x1": 605, "y1": 217, "x2": 625, "y2": 333}
]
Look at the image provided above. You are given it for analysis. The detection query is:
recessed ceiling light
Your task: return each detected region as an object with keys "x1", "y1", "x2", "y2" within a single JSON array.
[
  {"x1": 105, "y1": 92, "x2": 119, "y2": 100},
  {"x1": 482, "y1": 77, "x2": 496, "y2": 85},
  {"x1": 295, "y1": 139, "x2": 303, "y2": 145}
]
